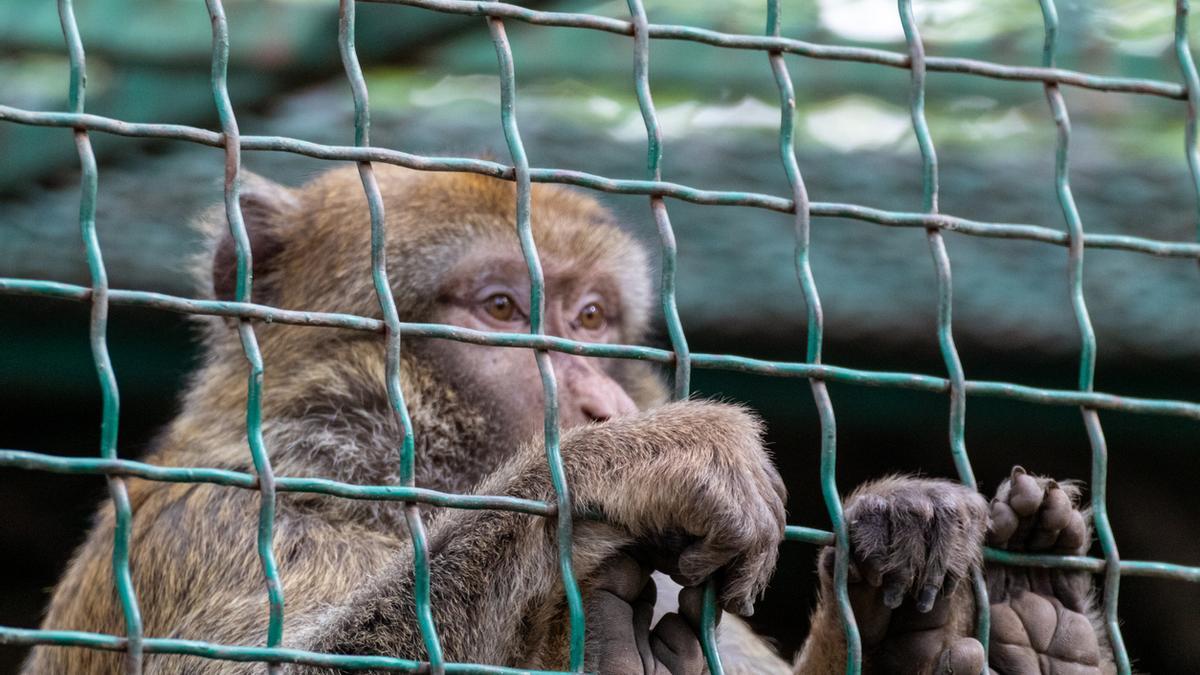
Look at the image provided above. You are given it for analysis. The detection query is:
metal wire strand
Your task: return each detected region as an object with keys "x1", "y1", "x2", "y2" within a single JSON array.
[
  {"x1": 485, "y1": 12, "x2": 587, "y2": 671},
  {"x1": 765, "y1": 2, "x2": 861, "y2": 673},
  {"x1": 0, "y1": 627, "x2": 575, "y2": 675},
  {"x1": 57, "y1": 1, "x2": 144, "y2": 672},
  {"x1": 1036, "y1": 0, "x2": 1130, "y2": 671},
  {"x1": 625, "y1": 0, "x2": 691, "y2": 400},
  {"x1": 4, "y1": 104, "x2": 1200, "y2": 260},
  {"x1": 204, "y1": 2, "x2": 285, "y2": 672},
  {"x1": 365, "y1": 0, "x2": 1186, "y2": 99},
  {"x1": 896, "y1": 0, "x2": 991, "y2": 662},
  {"x1": 1175, "y1": 0, "x2": 1200, "y2": 238},
  {"x1": 337, "y1": 1, "x2": 445, "y2": 670},
  {"x1": 622, "y1": 0, "x2": 718, "y2": 670}
]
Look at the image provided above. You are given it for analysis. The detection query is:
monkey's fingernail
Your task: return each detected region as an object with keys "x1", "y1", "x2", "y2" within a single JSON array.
[
  {"x1": 882, "y1": 584, "x2": 906, "y2": 609},
  {"x1": 1010, "y1": 473, "x2": 1042, "y2": 517},
  {"x1": 671, "y1": 573, "x2": 704, "y2": 588},
  {"x1": 916, "y1": 584, "x2": 938, "y2": 613}
]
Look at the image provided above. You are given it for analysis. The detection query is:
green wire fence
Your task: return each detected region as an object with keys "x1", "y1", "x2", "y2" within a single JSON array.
[{"x1": 2, "y1": 1, "x2": 1200, "y2": 674}]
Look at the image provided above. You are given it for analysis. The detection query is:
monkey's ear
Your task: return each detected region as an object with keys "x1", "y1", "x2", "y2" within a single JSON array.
[{"x1": 212, "y1": 173, "x2": 300, "y2": 303}]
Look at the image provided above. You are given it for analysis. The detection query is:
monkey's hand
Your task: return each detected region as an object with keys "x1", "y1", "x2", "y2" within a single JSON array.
[
  {"x1": 315, "y1": 401, "x2": 781, "y2": 669},
  {"x1": 808, "y1": 477, "x2": 988, "y2": 674},
  {"x1": 585, "y1": 553, "x2": 709, "y2": 675},
  {"x1": 555, "y1": 401, "x2": 786, "y2": 617},
  {"x1": 985, "y1": 466, "x2": 1109, "y2": 674}
]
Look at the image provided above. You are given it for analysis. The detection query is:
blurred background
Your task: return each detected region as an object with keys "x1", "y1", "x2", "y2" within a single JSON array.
[{"x1": 2, "y1": 0, "x2": 1198, "y2": 671}]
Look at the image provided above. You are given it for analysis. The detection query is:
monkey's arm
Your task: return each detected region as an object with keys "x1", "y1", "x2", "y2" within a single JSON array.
[{"x1": 298, "y1": 400, "x2": 786, "y2": 671}]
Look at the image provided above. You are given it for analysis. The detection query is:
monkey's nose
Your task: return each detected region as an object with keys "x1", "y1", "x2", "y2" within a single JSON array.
[
  {"x1": 577, "y1": 383, "x2": 639, "y2": 424},
  {"x1": 553, "y1": 353, "x2": 639, "y2": 426},
  {"x1": 582, "y1": 405, "x2": 610, "y2": 423}
]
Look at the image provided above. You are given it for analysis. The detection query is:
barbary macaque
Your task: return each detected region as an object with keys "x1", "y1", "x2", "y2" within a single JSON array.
[{"x1": 25, "y1": 165, "x2": 1113, "y2": 674}]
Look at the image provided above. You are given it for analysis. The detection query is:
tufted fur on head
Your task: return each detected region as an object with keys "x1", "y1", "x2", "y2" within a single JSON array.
[
  {"x1": 191, "y1": 166, "x2": 651, "y2": 365},
  {"x1": 178, "y1": 164, "x2": 663, "y2": 492},
  {"x1": 193, "y1": 165, "x2": 652, "y2": 336}
]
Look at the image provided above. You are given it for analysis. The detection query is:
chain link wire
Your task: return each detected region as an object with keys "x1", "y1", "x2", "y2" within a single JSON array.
[{"x1": 2, "y1": 1, "x2": 1200, "y2": 673}]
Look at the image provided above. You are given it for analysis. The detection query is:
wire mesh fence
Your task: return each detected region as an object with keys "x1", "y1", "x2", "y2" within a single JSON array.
[{"x1": 2, "y1": 1, "x2": 1200, "y2": 674}]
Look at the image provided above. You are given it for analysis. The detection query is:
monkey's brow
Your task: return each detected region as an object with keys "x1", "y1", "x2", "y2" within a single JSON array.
[{"x1": 448, "y1": 260, "x2": 622, "y2": 305}]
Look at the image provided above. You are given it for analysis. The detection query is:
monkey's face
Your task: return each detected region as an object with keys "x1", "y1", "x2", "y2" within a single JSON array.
[
  {"x1": 425, "y1": 246, "x2": 640, "y2": 442},
  {"x1": 199, "y1": 167, "x2": 660, "y2": 447}
]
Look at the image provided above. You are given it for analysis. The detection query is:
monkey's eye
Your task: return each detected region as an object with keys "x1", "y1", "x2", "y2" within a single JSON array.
[
  {"x1": 483, "y1": 293, "x2": 520, "y2": 322},
  {"x1": 577, "y1": 302, "x2": 606, "y2": 331}
]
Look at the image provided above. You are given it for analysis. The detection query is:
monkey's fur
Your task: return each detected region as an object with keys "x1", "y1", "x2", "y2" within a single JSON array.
[{"x1": 26, "y1": 165, "x2": 1114, "y2": 674}]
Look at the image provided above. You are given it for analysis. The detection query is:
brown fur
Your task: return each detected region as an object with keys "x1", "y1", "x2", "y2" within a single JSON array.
[
  {"x1": 24, "y1": 165, "x2": 785, "y2": 674},
  {"x1": 24, "y1": 165, "x2": 1112, "y2": 675}
]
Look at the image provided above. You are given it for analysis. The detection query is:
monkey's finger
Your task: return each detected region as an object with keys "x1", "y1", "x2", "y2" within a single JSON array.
[
  {"x1": 847, "y1": 494, "x2": 891, "y2": 587},
  {"x1": 879, "y1": 497, "x2": 930, "y2": 611},
  {"x1": 636, "y1": 531, "x2": 700, "y2": 578},
  {"x1": 1029, "y1": 481, "x2": 1072, "y2": 551},
  {"x1": 936, "y1": 637, "x2": 985, "y2": 674},
  {"x1": 593, "y1": 553, "x2": 653, "y2": 602},
  {"x1": 916, "y1": 485, "x2": 984, "y2": 612},
  {"x1": 676, "y1": 584, "x2": 716, "y2": 632},
  {"x1": 754, "y1": 465, "x2": 788, "y2": 532},
  {"x1": 586, "y1": 554, "x2": 657, "y2": 674},
  {"x1": 649, "y1": 613, "x2": 707, "y2": 675},
  {"x1": 1055, "y1": 509, "x2": 1088, "y2": 554},
  {"x1": 716, "y1": 537, "x2": 780, "y2": 616},
  {"x1": 987, "y1": 498, "x2": 1019, "y2": 547},
  {"x1": 1008, "y1": 466, "x2": 1043, "y2": 517},
  {"x1": 913, "y1": 500, "x2": 948, "y2": 612},
  {"x1": 586, "y1": 588, "x2": 649, "y2": 675},
  {"x1": 880, "y1": 569, "x2": 911, "y2": 610},
  {"x1": 632, "y1": 577, "x2": 658, "y2": 675},
  {"x1": 675, "y1": 534, "x2": 742, "y2": 588},
  {"x1": 1039, "y1": 482, "x2": 1073, "y2": 530},
  {"x1": 994, "y1": 466, "x2": 1046, "y2": 550}
]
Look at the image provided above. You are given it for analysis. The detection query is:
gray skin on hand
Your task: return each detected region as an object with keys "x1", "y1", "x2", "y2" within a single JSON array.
[
  {"x1": 586, "y1": 554, "x2": 711, "y2": 675},
  {"x1": 986, "y1": 467, "x2": 1110, "y2": 675},
  {"x1": 804, "y1": 467, "x2": 1110, "y2": 675}
]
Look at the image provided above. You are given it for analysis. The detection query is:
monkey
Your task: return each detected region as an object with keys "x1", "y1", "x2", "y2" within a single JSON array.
[
  {"x1": 22, "y1": 164, "x2": 1113, "y2": 675},
  {"x1": 25, "y1": 164, "x2": 783, "y2": 674}
]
